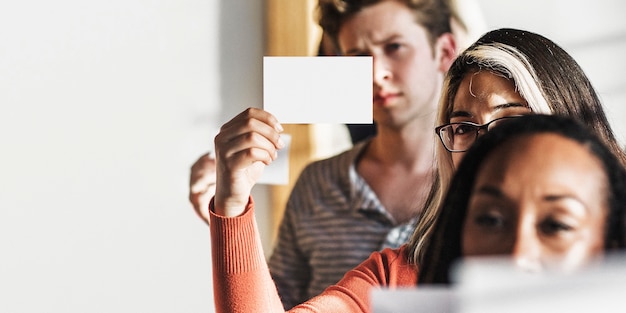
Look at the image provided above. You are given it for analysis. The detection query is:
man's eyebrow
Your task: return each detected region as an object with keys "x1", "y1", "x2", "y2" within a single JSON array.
[
  {"x1": 344, "y1": 34, "x2": 402, "y2": 55},
  {"x1": 371, "y1": 34, "x2": 402, "y2": 45}
]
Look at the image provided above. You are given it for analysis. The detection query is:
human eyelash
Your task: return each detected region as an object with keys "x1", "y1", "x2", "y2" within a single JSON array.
[
  {"x1": 385, "y1": 43, "x2": 401, "y2": 52},
  {"x1": 474, "y1": 213, "x2": 505, "y2": 228},
  {"x1": 539, "y1": 219, "x2": 573, "y2": 235}
]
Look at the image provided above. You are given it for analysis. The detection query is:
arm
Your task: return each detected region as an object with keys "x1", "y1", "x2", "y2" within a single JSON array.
[
  {"x1": 210, "y1": 107, "x2": 286, "y2": 312},
  {"x1": 210, "y1": 200, "x2": 286, "y2": 313},
  {"x1": 210, "y1": 198, "x2": 373, "y2": 313},
  {"x1": 211, "y1": 201, "x2": 412, "y2": 313}
]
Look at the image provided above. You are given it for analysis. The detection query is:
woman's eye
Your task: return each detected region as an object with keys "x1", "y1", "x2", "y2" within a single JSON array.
[
  {"x1": 454, "y1": 124, "x2": 476, "y2": 136},
  {"x1": 474, "y1": 213, "x2": 505, "y2": 228},
  {"x1": 540, "y1": 219, "x2": 573, "y2": 235}
]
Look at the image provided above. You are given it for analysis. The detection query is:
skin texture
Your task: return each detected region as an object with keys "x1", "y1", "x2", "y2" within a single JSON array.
[
  {"x1": 449, "y1": 70, "x2": 532, "y2": 166},
  {"x1": 462, "y1": 133, "x2": 608, "y2": 272}
]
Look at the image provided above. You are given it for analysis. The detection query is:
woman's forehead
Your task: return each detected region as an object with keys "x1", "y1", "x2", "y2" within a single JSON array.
[{"x1": 449, "y1": 71, "x2": 526, "y2": 117}]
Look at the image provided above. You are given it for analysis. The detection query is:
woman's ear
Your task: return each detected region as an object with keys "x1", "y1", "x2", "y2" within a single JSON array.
[{"x1": 434, "y1": 32, "x2": 457, "y2": 73}]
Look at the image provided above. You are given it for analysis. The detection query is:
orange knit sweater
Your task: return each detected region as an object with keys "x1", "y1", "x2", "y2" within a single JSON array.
[{"x1": 210, "y1": 198, "x2": 419, "y2": 313}]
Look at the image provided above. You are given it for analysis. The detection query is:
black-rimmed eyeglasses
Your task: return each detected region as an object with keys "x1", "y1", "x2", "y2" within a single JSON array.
[{"x1": 435, "y1": 116, "x2": 524, "y2": 152}]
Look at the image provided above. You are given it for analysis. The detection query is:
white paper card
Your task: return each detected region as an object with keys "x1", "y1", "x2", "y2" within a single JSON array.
[
  {"x1": 454, "y1": 255, "x2": 626, "y2": 313},
  {"x1": 263, "y1": 56, "x2": 373, "y2": 124},
  {"x1": 371, "y1": 287, "x2": 457, "y2": 313},
  {"x1": 257, "y1": 134, "x2": 291, "y2": 185}
]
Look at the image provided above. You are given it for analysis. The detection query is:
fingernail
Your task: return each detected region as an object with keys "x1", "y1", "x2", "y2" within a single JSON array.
[{"x1": 275, "y1": 123, "x2": 284, "y2": 132}]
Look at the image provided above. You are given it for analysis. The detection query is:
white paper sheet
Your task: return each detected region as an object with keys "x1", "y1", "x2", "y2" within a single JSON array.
[{"x1": 263, "y1": 56, "x2": 373, "y2": 124}]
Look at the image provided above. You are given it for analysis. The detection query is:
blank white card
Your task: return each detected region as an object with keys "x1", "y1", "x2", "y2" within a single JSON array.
[{"x1": 263, "y1": 56, "x2": 373, "y2": 124}]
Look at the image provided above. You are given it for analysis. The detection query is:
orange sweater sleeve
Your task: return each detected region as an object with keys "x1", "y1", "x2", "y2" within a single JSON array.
[
  {"x1": 209, "y1": 197, "x2": 418, "y2": 313},
  {"x1": 209, "y1": 197, "x2": 285, "y2": 313}
]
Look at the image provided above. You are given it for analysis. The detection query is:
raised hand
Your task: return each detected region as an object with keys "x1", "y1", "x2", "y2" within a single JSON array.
[{"x1": 213, "y1": 108, "x2": 284, "y2": 217}]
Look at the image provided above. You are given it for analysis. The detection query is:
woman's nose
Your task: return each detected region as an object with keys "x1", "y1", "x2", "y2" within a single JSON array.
[{"x1": 511, "y1": 226, "x2": 542, "y2": 272}]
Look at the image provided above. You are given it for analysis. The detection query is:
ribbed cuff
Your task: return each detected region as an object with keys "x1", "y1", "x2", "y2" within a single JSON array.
[{"x1": 209, "y1": 197, "x2": 267, "y2": 274}]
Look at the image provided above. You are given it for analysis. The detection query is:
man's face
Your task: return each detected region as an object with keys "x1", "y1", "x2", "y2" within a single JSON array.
[{"x1": 337, "y1": 0, "x2": 453, "y2": 129}]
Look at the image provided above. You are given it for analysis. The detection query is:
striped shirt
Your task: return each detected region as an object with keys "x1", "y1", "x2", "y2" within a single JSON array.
[{"x1": 268, "y1": 141, "x2": 419, "y2": 309}]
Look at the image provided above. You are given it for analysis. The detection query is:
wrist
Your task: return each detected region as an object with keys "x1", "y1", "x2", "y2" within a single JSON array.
[{"x1": 213, "y1": 194, "x2": 249, "y2": 217}]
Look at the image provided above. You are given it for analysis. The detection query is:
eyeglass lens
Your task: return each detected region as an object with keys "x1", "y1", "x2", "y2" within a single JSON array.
[
  {"x1": 440, "y1": 124, "x2": 478, "y2": 152},
  {"x1": 439, "y1": 116, "x2": 521, "y2": 152}
]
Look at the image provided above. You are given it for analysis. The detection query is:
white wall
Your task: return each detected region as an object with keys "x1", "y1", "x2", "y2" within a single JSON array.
[{"x1": 0, "y1": 0, "x2": 264, "y2": 312}]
